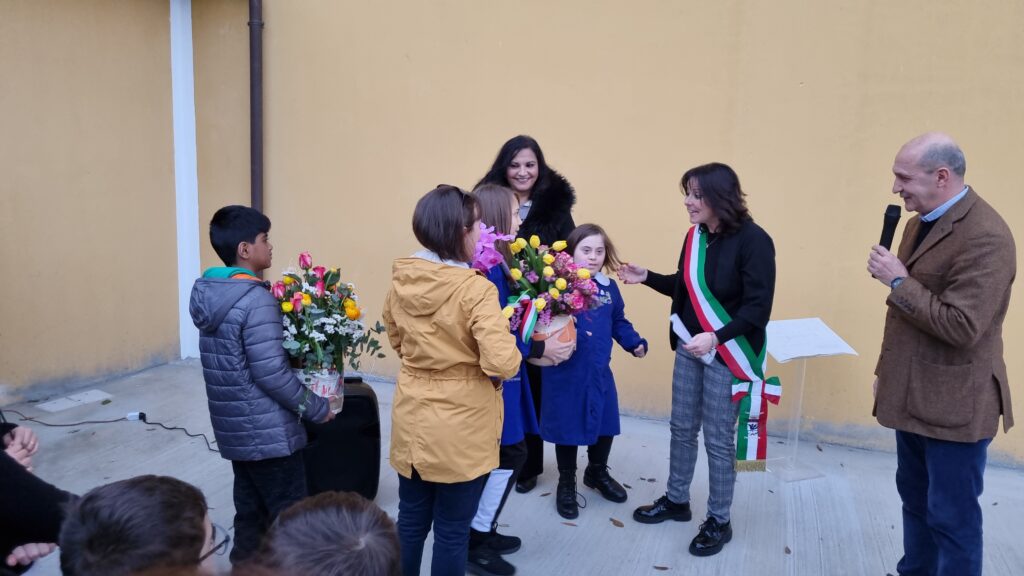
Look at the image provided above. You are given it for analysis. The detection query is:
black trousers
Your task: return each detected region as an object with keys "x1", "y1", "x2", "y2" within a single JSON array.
[
  {"x1": 554, "y1": 435, "x2": 614, "y2": 471},
  {"x1": 520, "y1": 363, "x2": 545, "y2": 481},
  {"x1": 229, "y1": 451, "x2": 308, "y2": 564}
]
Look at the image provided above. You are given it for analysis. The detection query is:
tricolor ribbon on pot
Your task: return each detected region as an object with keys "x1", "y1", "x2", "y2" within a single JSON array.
[
  {"x1": 510, "y1": 292, "x2": 538, "y2": 344},
  {"x1": 682, "y1": 224, "x2": 781, "y2": 472}
]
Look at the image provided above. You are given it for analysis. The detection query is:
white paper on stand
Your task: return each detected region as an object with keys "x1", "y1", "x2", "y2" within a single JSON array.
[{"x1": 766, "y1": 317, "x2": 857, "y2": 363}]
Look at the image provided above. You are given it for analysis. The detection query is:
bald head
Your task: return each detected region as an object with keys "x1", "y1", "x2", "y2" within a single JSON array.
[
  {"x1": 900, "y1": 132, "x2": 967, "y2": 178},
  {"x1": 891, "y1": 133, "x2": 967, "y2": 214}
]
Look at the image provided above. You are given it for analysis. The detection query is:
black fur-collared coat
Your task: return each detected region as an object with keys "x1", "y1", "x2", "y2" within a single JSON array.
[{"x1": 518, "y1": 170, "x2": 577, "y2": 245}]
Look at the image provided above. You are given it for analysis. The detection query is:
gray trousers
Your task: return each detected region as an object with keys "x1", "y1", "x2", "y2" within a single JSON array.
[{"x1": 666, "y1": 346, "x2": 740, "y2": 524}]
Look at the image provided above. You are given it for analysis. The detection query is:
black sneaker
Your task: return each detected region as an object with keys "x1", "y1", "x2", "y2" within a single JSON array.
[
  {"x1": 487, "y1": 531, "x2": 522, "y2": 555},
  {"x1": 689, "y1": 517, "x2": 732, "y2": 557},
  {"x1": 632, "y1": 495, "x2": 692, "y2": 524},
  {"x1": 467, "y1": 545, "x2": 516, "y2": 576}
]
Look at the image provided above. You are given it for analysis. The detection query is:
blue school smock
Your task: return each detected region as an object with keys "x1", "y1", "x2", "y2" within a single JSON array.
[
  {"x1": 540, "y1": 274, "x2": 647, "y2": 446},
  {"x1": 487, "y1": 264, "x2": 540, "y2": 445}
]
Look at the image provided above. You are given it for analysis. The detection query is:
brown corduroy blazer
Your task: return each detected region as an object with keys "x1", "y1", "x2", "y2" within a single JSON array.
[{"x1": 873, "y1": 188, "x2": 1016, "y2": 442}]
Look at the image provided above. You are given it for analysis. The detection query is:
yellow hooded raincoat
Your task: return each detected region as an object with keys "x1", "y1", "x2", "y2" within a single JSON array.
[{"x1": 383, "y1": 256, "x2": 521, "y2": 483}]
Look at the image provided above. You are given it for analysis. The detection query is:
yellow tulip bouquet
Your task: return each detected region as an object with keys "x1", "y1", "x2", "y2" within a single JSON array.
[
  {"x1": 502, "y1": 235, "x2": 601, "y2": 343},
  {"x1": 272, "y1": 251, "x2": 385, "y2": 374}
]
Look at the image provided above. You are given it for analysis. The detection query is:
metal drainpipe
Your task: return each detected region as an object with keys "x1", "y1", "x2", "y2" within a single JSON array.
[{"x1": 249, "y1": 0, "x2": 264, "y2": 213}]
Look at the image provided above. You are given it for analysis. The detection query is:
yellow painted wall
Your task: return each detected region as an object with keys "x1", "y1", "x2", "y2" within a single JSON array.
[
  {"x1": 191, "y1": 1, "x2": 1024, "y2": 462},
  {"x1": 0, "y1": 0, "x2": 179, "y2": 395},
  {"x1": 193, "y1": 0, "x2": 251, "y2": 271}
]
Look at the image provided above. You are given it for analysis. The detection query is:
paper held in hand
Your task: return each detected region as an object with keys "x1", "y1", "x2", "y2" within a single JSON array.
[{"x1": 670, "y1": 313, "x2": 716, "y2": 365}]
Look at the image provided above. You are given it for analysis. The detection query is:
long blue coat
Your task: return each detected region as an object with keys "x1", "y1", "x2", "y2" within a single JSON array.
[
  {"x1": 540, "y1": 275, "x2": 647, "y2": 446},
  {"x1": 487, "y1": 265, "x2": 540, "y2": 446}
]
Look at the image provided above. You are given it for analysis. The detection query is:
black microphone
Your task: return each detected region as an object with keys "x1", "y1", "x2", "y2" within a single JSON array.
[{"x1": 880, "y1": 204, "x2": 901, "y2": 250}]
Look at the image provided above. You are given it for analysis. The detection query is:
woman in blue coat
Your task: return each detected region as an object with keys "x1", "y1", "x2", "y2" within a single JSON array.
[{"x1": 541, "y1": 223, "x2": 648, "y2": 520}]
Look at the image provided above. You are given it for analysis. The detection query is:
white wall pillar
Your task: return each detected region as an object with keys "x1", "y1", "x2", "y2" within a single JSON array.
[{"x1": 170, "y1": 0, "x2": 200, "y2": 358}]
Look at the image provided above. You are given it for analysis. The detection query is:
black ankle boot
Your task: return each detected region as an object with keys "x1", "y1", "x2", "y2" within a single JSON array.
[
  {"x1": 583, "y1": 464, "x2": 628, "y2": 503},
  {"x1": 556, "y1": 468, "x2": 579, "y2": 519}
]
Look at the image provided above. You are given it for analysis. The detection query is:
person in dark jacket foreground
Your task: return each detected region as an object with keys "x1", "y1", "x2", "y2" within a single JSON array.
[
  {"x1": 1, "y1": 414, "x2": 74, "y2": 575},
  {"x1": 190, "y1": 205, "x2": 333, "y2": 565}
]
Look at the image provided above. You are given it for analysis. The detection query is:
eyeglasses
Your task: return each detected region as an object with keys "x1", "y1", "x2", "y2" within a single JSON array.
[{"x1": 199, "y1": 523, "x2": 231, "y2": 561}]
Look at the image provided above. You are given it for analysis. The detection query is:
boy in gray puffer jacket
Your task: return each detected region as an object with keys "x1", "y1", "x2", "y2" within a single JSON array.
[{"x1": 190, "y1": 205, "x2": 333, "y2": 565}]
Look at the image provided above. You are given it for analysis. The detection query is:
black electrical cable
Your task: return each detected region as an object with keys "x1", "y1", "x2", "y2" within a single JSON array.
[
  {"x1": 140, "y1": 415, "x2": 219, "y2": 453},
  {"x1": 1, "y1": 409, "x2": 219, "y2": 453},
  {"x1": 2, "y1": 409, "x2": 126, "y2": 426}
]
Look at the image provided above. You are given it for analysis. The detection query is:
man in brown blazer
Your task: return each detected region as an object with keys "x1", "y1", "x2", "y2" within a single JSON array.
[{"x1": 867, "y1": 132, "x2": 1015, "y2": 576}]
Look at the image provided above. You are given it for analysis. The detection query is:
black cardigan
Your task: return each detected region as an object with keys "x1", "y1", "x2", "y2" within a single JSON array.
[
  {"x1": 1, "y1": 420, "x2": 75, "y2": 563},
  {"x1": 643, "y1": 220, "x2": 776, "y2": 363}
]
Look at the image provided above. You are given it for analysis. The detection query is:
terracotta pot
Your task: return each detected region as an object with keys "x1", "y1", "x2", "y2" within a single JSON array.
[{"x1": 528, "y1": 315, "x2": 577, "y2": 366}]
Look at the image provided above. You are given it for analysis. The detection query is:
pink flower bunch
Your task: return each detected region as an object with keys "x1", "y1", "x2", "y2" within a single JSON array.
[{"x1": 472, "y1": 223, "x2": 514, "y2": 273}]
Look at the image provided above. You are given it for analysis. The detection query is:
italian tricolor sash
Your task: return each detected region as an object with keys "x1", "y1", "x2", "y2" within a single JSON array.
[{"x1": 682, "y1": 225, "x2": 781, "y2": 471}]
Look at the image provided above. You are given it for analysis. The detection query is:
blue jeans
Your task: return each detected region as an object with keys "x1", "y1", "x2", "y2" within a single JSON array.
[
  {"x1": 667, "y1": 347, "x2": 739, "y2": 524},
  {"x1": 895, "y1": 430, "x2": 990, "y2": 576},
  {"x1": 397, "y1": 468, "x2": 486, "y2": 576}
]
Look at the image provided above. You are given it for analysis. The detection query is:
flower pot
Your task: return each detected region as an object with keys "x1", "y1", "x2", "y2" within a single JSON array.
[
  {"x1": 294, "y1": 368, "x2": 344, "y2": 414},
  {"x1": 528, "y1": 314, "x2": 577, "y2": 366}
]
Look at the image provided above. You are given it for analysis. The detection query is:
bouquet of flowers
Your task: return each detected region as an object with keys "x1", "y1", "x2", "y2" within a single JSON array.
[
  {"x1": 272, "y1": 251, "x2": 386, "y2": 374},
  {"x1": 501, "y1": 235, "x2": 601, "y2": 345}
]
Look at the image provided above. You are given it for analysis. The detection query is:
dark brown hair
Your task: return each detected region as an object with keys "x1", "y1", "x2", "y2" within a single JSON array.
[
  {"x1": 254, "y1": 491, "x2": 400, "y2": 576},
  {"x1": 471, "y1": 183, "x2": 517, "y2": 260},
  {"x1": 59, "y1": 475, "x2": 208, "y2": 576},
  {"x1": 680, "y1": 162, "x2": 752, "y2": 235},
  {"x1": 412, "y1": 184, "x2": 479, "y2": 262},
  {"x1": 566, "y1": 223, "x2": 623, "y2": 273}
]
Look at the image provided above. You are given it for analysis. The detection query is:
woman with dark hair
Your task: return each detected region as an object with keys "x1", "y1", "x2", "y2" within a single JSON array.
[
  {"x1": 477, "y1": 135, "x2": 577, "y2": 494},
  {"x1": 619, "y1": 163, "x2": 776, "y2": 557},
  {"x1": 383, "y1": 185, "x2": 521, "y2": 576},
  {"x1": 476, "y1": 135, "x2": 576, "y2": 245}
]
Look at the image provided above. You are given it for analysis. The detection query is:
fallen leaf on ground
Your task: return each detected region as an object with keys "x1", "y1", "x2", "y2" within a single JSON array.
[
  {"x1": 562, "y1": 522, "x2": 577, "y2": 527},
  {"x1": 768, "y1": 489, "x2": 774, "y2": 494},
  {"x1": 101, "y1": 399, "x2": 112, "y2": 405},
  {"x1": 610, "y1": 518, "x2": 624, "y2": 527},
  {"x1": 648, "y1": 478, "x2": 656, "y2": 482},
  {"x1": 653, "y1": 566, "x2": 669, "y2": 571},
  {"x1": 992, "y1": 502, "x2": 998, "y2": 506},
  {"x1": 816, "y1": 444, "x2": 823, "y2": 452},
  {"x1": 785, "y1": 546, "x2": 791, "y2": 554},
  {"x1": 540, "y1": 492, "x2": 551, "y2": 497},
  {"x1": 623, "y1": 483, "x2": 633, "y2": 489}
]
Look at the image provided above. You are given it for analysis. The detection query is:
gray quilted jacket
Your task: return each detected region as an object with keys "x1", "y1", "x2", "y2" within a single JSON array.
[{"x1": 190, "y1": 275, "x2": 328, "y2": 461}]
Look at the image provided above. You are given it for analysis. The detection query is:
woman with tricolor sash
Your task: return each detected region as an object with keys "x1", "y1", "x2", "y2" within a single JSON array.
[{"x1": 618, "y1": 162, "x2": 776, "y2": 558}]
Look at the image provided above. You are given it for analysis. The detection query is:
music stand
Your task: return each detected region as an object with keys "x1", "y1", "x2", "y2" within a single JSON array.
[{"x1": 765, "y1": 318, "x2": 857, "y2": 482}]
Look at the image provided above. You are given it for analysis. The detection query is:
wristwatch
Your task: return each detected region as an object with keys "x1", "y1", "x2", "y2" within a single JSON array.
[{"x1": 890, "y1": 277, "x2": 906, "y2": 290}]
